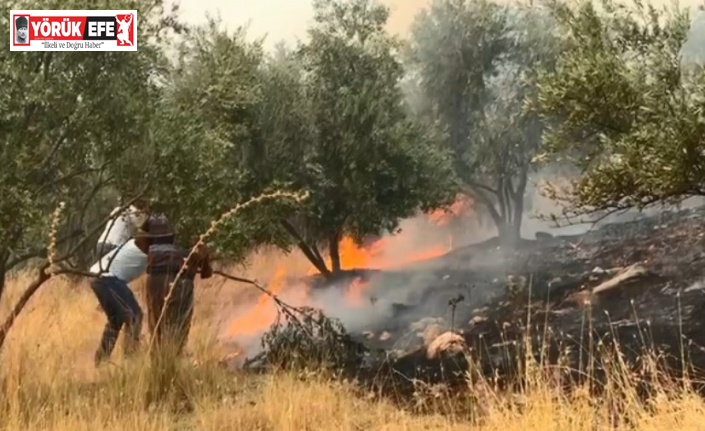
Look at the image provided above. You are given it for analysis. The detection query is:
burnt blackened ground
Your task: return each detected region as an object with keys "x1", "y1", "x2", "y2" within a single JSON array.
[
  {"x1": 332, "y1": 206, "x2": 705, "y2": 392},
  {"x1": 240, "y1": 207, "x2": 705, "y2": 402}
]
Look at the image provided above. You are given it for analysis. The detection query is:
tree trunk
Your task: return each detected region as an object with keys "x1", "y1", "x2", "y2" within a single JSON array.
[
  {"x1": 329, "y1": 231, "x2": 342, "y2": 274},
  {"x1": 280, "y1": 219, "x2": 332, "y2": 278},
  {"x1": 508, "y1": 165, "x2": 529, "y2": 243},
  {"x1": 0, "y1": 265, "x2": 51, "y2": 350},
  {"x1": 468, "y1": 185, "x2": 514, "y2": 243},
  {"x1": 461, "y1": 184, "x2": 503, "y2": 232},
  {"x1": 509, "y1": 190, "x2": 525, "y2": 240},
  {"x1": 0, "y1": 250, "x2": 6, "y2": 304},
  {"x1": 464, "y1": 176, "x2": 527, "y2": 246},
  {"x1": 496, "y1": 187, "x2": 525, "y2": 246},
  {"x1": 494, "y1": 221, "x2": 517, "y2": 245},
  {"x1": 311, "y1": 244, "x2": 326, "y2": 269}
]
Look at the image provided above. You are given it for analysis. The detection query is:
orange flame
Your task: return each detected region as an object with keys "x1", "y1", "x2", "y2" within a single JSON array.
[
  {"x1": 225, "y1": 196, "x2": 473, "y2": 340},
  {"x1": 428, "y1": 195, "x2": 473, "y2": 226},
  {"x1": 225, "y1": 266, "x2": 287, "y2": 337}
]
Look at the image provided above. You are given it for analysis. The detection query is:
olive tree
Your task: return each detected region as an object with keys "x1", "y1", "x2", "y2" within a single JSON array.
[{"x1": 534, "y1": 0, "x2": 700, "y2": 217}]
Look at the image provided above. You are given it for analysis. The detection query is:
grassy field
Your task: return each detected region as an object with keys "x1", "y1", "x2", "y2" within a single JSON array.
[{"x1": 1, "y1": 257, "x2": 705, "y2": 430}]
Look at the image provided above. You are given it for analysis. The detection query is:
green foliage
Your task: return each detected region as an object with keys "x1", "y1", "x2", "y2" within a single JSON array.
[
  {"x1": 288, "y1": 0, "x2": 458, "y2": 268},
  {"x1": 0, "y1": 0, "x2": 170, "y2": 280},
  {"x1": 148, "y1": 20, "x2": 302, "y2": 260},
  {"x1": 258, "y1": 307, "x2": 367, "y2": 372},
  {"x1": 406, "y1": 0, "x2": 561, "y2": 238},
  {"x1": 165, "y1": 1, "x2": 458, "y2": 272},
  {"x1": 0, "y1": 0, "x2": 459, "y2": 283},
  {"x1": 534, "y1": 0, "x2": 698, "y2": 213}
]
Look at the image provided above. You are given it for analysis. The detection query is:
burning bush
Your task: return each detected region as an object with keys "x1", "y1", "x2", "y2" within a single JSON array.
[{"x1": 250, "y1": 305, "x2": 369, "y2": 373}]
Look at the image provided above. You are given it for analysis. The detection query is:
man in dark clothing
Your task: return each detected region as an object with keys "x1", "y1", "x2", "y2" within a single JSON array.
[{"x1": 137, "y1": 214, "x2": 213, "y2": 355}]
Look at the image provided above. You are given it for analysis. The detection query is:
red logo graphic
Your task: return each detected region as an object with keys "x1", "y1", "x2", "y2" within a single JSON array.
[
  {"x1": 115, "y1": 13, "x2": 134, "y2": 46},
  {"x1": 10, "y1": 12, "x2": 136, "y2": 47},
  {"x1": 25, "y1": 17, "x2": 87, "y2": 42}
]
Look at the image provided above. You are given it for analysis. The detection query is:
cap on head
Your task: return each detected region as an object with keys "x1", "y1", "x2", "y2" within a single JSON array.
[
  {"x1": 136, "y1": 213, "x2": 175, "y2": 240},
  {"x1": 15, "y1": 16, "x2": 28, "y2": 29}
]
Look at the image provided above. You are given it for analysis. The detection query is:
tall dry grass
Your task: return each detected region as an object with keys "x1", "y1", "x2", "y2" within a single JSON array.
[{"x1": 1, "y1": 257, "x2": 705, "y2": 430}]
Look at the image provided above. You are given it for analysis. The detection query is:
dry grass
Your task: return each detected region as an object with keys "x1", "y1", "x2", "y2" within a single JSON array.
[{"x1": 1, "y1": 257, "x2": 705, "y2": 430}]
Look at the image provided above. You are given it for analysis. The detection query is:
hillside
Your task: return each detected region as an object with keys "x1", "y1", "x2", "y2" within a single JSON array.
[{"x1": 250, "y1": 206, "x2": 705, "y2": 397}]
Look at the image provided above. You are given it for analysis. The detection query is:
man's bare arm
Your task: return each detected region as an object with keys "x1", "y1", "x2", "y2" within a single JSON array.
[{"x1": 198, "y1": 243, "x2": 213, "y2": 279}]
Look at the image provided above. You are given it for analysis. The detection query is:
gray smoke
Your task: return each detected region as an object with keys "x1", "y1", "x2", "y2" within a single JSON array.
[{"x1": 681, "y1": 9, "x2": 705, "y2": 67}]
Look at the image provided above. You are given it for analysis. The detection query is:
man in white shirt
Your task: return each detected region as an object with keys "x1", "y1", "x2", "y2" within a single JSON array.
[
  {"x1": 96, "y1": 203, "x2": 147, "y2": 258},
  {"x1": 89, "y1": 237, "x2": 148, "y2": 366}
]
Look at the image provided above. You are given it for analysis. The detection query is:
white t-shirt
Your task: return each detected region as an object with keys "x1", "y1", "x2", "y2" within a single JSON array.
[
  {"x1": 90, "y1": 239, "x2": 147, "y2": 283},
  {"x1": 97, "y1": 205, "x2": 143, "y2": 247}
]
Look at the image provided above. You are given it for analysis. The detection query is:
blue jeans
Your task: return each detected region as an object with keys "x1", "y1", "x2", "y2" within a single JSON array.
[{"x1": 89, "y1": 276, "x2": 143, "y2": 365}]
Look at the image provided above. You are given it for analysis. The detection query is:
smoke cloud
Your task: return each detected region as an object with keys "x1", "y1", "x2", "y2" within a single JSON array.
[{"x1": 216, "y1": 0, "x2": 705, "y2": 362}]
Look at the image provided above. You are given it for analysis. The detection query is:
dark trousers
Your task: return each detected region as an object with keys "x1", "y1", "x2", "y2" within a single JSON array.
[
  {"x1": 90, "y1": 276, "x2": 144, "y2": 365},
  {"x1": 145, "y1": 275, "x2": 194, "y2": 356}
]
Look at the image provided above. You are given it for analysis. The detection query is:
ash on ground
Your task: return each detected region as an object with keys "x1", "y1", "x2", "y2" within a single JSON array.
[{"x1": 229, "y1": 206, "x2": 705, "y2": 397}]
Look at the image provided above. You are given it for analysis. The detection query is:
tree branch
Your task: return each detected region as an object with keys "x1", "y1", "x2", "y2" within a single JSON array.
[
  {"x1": 0, "y1": 263, "x2": 51, "y2": 349},
  {"x1": 0, "y1": 264, "x2": 93, "y2": 350},
  {"x1": 0, "y1": 188, "x2": 149, "y2": 350},
  {"x1": 78, "y1": 174, "x2": 115, "y2": 226},
  {"x1": 465, "y1": 180, "x2": 498, "y2": 196},
  {"x1": 54, "y1": 187, "x2": 150, "y2": 265},
  {"x1": 280, "y1": 219, "x2": 331, "y2": 275},
  {"x1": 35, "y1": 122, "x2": 70, "y2": 173},
  {"x1": 539, "y1": 197, "x2": 662, "y2": 230},
  {"x1": 311, "y1": 243, "x2": 326, "y2": 266},
  {"x1": 6, "y1": 228, "x2": 85, "y2": 271},
  {"x1": 33, "y1": 166, "x2": 104, "y2": 197},
  {"x1": 461, "y1": 183, "x2": 503, "y2": 229}
]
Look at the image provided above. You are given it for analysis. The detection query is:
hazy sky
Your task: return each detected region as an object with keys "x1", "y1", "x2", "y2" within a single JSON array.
[
  {"x1": 173, "y1": 0, "x2": 314, "y2": 50},
  {"x1": 172, "y1": 0, "x2": 703, "y2": 50},
  {"x1": 169, "y1": 0, "x2": 438, "y2": 49}
]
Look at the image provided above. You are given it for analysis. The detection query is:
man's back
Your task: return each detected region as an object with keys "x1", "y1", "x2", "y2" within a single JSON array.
[
  {"x1": 97, "y1": 205, "x2": 144, "y2": 247},
  {"x1": 144, "y1": 242, "x2": 211, "y2": 353}
]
